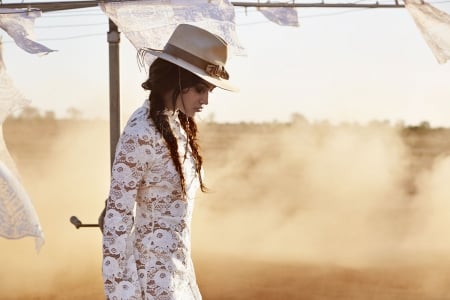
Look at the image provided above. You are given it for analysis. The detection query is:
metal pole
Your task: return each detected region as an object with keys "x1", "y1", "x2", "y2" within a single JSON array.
[
  {"x1": 82, "y1": 18, "x2": 121, "y2": 231},
  {"x1": 107, "y1": 18, "x2": 120, "y2": 169}
]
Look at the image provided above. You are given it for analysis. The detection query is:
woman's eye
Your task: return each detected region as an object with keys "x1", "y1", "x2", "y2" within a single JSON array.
[{"x1": 195, "y1": 86, "x2": 206, "y2": 94}]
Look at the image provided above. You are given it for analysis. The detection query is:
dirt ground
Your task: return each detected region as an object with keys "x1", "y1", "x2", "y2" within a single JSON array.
[
  {"x1": 2, "y1": 118, "x2": 450, "y2": 299},
  {"x1": 3, "y1": 256, "x2": 450, "y2": 299}
]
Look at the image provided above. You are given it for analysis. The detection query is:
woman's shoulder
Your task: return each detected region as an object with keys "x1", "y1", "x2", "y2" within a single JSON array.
[{"x1": 123, "y1": 100, "x2": 157, "y2": 137}]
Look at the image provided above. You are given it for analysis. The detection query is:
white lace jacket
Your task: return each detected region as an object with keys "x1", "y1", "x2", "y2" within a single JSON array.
[{"x1": 102, "y1": 99, "x2": 202, "y2": 300}]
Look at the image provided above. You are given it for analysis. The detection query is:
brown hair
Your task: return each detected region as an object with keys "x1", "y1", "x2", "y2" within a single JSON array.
[{"x1": 141, "y1": 58, "x2": 206, "y2": 196}]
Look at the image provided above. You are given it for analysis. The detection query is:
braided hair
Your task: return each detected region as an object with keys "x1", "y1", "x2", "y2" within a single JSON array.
[{"x1": 141, "y1": 58, "x2": 207, "y2": 197}]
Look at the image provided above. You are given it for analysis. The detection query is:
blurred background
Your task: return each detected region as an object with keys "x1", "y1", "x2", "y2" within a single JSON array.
[
  {"x1": 2, "y1": 114, "x2": 450, "y2": 299},
  {"x1": 1, "y1": 0, "x2": 450, "y2": 299}
]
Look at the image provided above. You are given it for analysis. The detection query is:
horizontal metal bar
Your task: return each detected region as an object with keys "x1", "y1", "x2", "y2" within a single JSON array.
[
  {"x1": 232, "y1": 2, "x2": 405, "y2": 8},
  {"x1": 0, "y1": 0, "x2": 100, "y2": 12},
  {"x1": 0, "y1": 0, "x2": 405, "y2": 12}
]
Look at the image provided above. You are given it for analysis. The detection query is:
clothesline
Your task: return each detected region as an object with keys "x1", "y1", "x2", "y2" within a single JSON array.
[{"x1": 0, "y1": 0, "x2": 408, "y2": 11}]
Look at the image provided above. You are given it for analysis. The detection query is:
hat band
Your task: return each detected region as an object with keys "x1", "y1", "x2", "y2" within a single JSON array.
[{"x1": 164, "y1": 44, "x2": 229, "y2": 80}]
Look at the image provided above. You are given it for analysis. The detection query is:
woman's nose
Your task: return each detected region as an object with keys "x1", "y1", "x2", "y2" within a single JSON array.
[{"x1": 201, "y1": 93, "x2": 209, "y2": 105}]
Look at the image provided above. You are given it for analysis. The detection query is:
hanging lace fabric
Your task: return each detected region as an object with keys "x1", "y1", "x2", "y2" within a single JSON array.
[
  {"x1": 0, "y1": 8, "x2": 54, "y2": 55},
  {"x1": 0, "y1": 41, "x2": 28, "y2": 176},
  {"x1": 100, "y1": 0, "x2": 246, "y2": 66},
  {"x1": 0, "y1": 41, "x2": 44, "y2": 251},
  {"x1": 0, "y1": 8, "x2": 50, "y2": 251},
  {"x1": 258, "y1": 6, "x2": 300, "y2": 27},
  {"x1": 404, "y1": 0, "x2": 450, "y2": 64}
]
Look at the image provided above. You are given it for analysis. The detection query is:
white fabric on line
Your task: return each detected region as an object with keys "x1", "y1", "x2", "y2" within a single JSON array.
[
  {"x1": 0, "y1": 40, "x2": 44, "y2": 251},
  {"x1": 405, "y1": 0, "x2": 450, "y2": 64},
  {"x1": 100, "y1": 0, "x2": 246, "y2": 66},
  {"x1": 0, "y1": 8, "x2": 54, "y2": 55},
  {"x1": 258, "y1": 7, "x2": 299, "y2": 27}
]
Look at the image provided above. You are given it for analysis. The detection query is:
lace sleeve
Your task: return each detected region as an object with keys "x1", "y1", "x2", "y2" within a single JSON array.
[{"x1": 102, "y1": 125, "x2": 153, "y2": 287}]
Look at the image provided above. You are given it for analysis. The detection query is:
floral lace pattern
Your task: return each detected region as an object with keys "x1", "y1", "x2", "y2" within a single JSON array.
[
  {"x1": 100, "y1": 0, "x2": 246, "y2": 66},
  {"x1": 404, "y1": 0, "x2": 450, "y2": 64},
  {"x1": 0, "y1": 160, "x2": 44, "y2": 251},
  {"x1": 0, "y1": 8, "x2": 55, "y2": 55},
  {"x1": 0, "y1": 42, "x2": 44, "y2": 251},
  {"x1": 102, "y1": 99, "x2": 201, "y2": 300}
]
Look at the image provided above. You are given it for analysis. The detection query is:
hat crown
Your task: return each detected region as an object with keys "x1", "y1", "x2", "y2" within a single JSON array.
[
  {"x1": 166, "y1": 24, "x2": 228, "y2": 66},
  {"x1": 141, "y1": 24, "x2": 238, "y2": 91}
]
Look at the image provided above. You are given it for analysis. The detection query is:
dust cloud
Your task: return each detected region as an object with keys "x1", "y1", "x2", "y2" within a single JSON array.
[
  {"x1": 193, "y1": 121, "x2": 450, "y2": 297},
  {"x1": 0, "y1": 121, "x2": 109, "y2": 299},
  {"x1": 2, "y1": 119, "x2": 450, "y2": 299}
]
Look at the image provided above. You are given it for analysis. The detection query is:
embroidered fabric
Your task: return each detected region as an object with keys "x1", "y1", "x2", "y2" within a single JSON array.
[
  {"x1": 0, "y1": 161, "x2": 44, "y2": 251},
  {"x1": 258, "y1": 7, "x2": 300, "y2": 27},
  {"x1": 102, "y1": 99, "x2": 201, "y2": 300},
  {"x1": 100, "y1": 0, "x2": 246, "y2": 66},
  {"x1": 0, "y1": 41, "x2": 28, "y2": 126},
  {"x1": 405, "y1": 0, "x2": 450, "y2": 64},
  {"x1": 0, "y1": 41, "x2": 44, "y2": 251},
  {"x1": 0, "y1": 8, "x2": 54, "y2": 55}
]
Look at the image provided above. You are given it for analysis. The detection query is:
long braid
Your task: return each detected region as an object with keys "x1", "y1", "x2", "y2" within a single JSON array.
[
  {"x1": 148, "y1": 92, "x2": 187, "y2": 197},
  {"x1": 179, "y1": 113, "x2": 207, "y2": 192},
  {"x1": 142, "y1": 58, "x2": 208, "y2": 198}
]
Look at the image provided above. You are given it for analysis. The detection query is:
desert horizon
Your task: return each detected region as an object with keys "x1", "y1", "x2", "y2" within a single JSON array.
[{"x1": 1, "y1": 115, "x2": 450, "y2": 299}]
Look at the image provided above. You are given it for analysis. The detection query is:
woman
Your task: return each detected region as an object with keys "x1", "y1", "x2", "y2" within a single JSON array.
[{"x1": 101, "y1": 24, "x2": 237, "y2": 300}]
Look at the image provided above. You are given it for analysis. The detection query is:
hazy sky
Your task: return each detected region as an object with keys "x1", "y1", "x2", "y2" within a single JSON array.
[{"x1": 2, "y1": 1, "x2": 450, "y2": 126}]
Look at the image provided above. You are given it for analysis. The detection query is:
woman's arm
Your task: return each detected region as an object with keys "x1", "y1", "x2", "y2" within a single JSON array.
[{"x1": 102, "y1": 127, "x2": 151, "y2": 289}]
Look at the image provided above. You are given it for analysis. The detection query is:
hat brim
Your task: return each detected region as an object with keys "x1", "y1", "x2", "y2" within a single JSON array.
[{"x1": 143, "y1": 49, "x2": 239, "y2": 92}]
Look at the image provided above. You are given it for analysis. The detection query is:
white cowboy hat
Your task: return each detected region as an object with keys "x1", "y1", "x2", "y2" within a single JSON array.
[{"x1": 139, "y1": 24, "x2": 238, "y2": 92}]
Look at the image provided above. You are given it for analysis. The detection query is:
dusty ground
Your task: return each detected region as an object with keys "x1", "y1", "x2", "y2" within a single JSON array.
[
  {"x1": 3, "y1": 256, "x2": 450, "y2": 299},
  {"x1": 2, "y1": 118, "x2": 450, "y2": 299}
]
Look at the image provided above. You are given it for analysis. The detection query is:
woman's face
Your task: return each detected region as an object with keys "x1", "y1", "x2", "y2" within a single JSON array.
[{"x1": 175, "y1": 81, "x2": 215, "y2": 117}]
